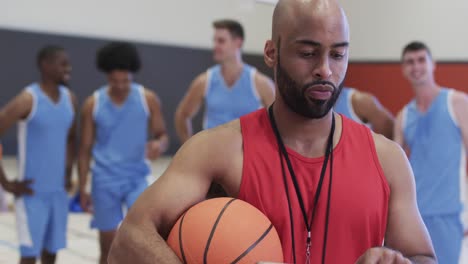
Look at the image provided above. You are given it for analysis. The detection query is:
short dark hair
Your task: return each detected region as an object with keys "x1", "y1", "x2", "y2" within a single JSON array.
[
  {"x1": 37, "y1": 45, "x2": 65, "y2": 67},
  {"x1": 213, "y1": 19, "x2": 244, "y2": 40},
  {"x1": 96, "y1": 42, "x2": 141, "y2": 73},
  {"x1": 402, "y1": 41, "x2": 432, "y2": 59}
]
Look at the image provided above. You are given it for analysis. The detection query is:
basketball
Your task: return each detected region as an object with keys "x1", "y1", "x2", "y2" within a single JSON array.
[{"x1": 167, "y1": 197, "x2": 284, "y2": 264}]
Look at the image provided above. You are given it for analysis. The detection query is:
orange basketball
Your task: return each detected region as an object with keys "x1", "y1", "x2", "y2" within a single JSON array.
[{"x1": 167, "y1": 197, "x2": 284, "y2": 264}]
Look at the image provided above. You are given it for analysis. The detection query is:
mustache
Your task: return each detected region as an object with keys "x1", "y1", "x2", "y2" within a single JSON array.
[{"x1": 302, "y1": 80, "x2": 337, "y2": 91}]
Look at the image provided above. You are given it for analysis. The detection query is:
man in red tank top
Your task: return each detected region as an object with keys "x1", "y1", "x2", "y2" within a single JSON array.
[{"x1": 109, "y1": 1, "x2": 436, "y2": 263}]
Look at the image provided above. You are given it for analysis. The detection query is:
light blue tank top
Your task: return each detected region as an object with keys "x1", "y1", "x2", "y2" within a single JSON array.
[
  {"x1": 403, "y1": 88, "x2": 465, "y2": 215},
  {"x1": 18, "y1": 83, "x2": 74, "y2": 193},
  {"x1": 91, "y1": 83, "x2": 150, "y2": 187},
  {"x1": 203, "y1": 64, "x2": 262, "y2": 129},
  {"x1": 334, "y1": 88, "x2": 364, "y2": 124}
]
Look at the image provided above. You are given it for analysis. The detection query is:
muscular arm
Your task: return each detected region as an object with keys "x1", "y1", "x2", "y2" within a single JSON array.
[
  {"x1": 145, "y1": 89, "x2": 169, "y2": 156},
  {"x1": 78, "y1": 96, "x2": 95, "y2": 196},
  {"x1": 108, "y1": 122, "x2": 242, "y2": 264},
  {"x1": 174, "y1": 74, "x2": 207, "y2": 144},
  {"x1": 393, "y1": 109, "x2": 411, "y2": 156},
  {"x1": 353, "y1": 91, "x2": 394, "y2": 139},
  {"x1": 65, "y1": 92, "x2": 78, "y2": 191},
  {"x1": 254, "y1": 72, "x2": 275, "y2": 107},
  {"x1": 0, "y1": 91, "x2": 33, "y2": 135},
  {"x1": 0, "y1": 91, "x2": 34, "y2": 195},
  {"x1": 374, "y1": 134, "x2": 436, "y2": 263}
]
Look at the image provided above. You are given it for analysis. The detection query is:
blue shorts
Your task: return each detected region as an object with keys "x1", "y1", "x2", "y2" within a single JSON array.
[
  {"x1": 15, "y1": 191, "x2": 68, "y2": 257},
  {"x1": 422, "y1": 214, "x2": 463, "y2": 264},
  {"x1": 91, "y1": 179, "x2": 148, "y2": 231}
]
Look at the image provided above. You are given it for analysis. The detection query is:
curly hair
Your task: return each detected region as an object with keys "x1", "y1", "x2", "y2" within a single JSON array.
[{"x1": 96, "y1": 42, "x2": 141, "y2": 73}]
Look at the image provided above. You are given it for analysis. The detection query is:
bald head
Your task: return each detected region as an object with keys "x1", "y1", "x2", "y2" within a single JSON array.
[
  {"x1": 263, "y1": 0, "x2": 350, "y2": 120},
  {"x1": 272, "y1": 0, "x2": 349, "y2": 43}
]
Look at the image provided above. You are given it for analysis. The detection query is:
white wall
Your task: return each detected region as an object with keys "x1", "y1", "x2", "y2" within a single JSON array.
[
  {"x1": 2, "y1": 0, "x2": 468, "y2": 60},
  {"x1": 0, "y1": 0, "x2": 275, "y2": 53},
  {"x1": 341, "y1": 0, "x2": 468, "y2": 61}
]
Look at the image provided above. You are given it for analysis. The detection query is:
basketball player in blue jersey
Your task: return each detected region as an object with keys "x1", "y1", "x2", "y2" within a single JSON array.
[
  {"x1": 334, "y1": 87, "x2": 394, "y2": 139},
  {"x1": 175, "y1": 19, "x2": 275, "y2": 144},
  {"x1": 394, "y1": 41, "x2": 468, "y2": 264},
  {"x1": 0, "y1": 45, "x2": 77, "y2": 264},
  {"x1": 175, "y1": 20, "x2": 275, "y2": 198},
  {"x1": 78, "y1": 42, "x2": 169, "y2": 264}
]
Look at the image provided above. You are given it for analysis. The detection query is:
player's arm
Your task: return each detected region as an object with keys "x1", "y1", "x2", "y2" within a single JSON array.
[
  {"x1": 353, "y1": 91, "x2": 394, "y2": 139},
  {"x1": 393, "y1": 109, "x2": 411, "y2": 155},
  {"x1": 174, "y1": 73, "x2": 207, "y2": 144},
  {"x1": 451, "y1": 91, "x2": 468, "y2": 159},
  {"x1": 65, "y1": 91, "x2": 78, "y2": 192},
  {"x1": 78, "y1": 96, "x2": 96, "y2": 212},
  {"x1": 0, "y1": 91, "x2": 33, "y2": 135},
  {"x1": 357, "y1": 135, "x2": 436, "y2": 263},
  {"x1": 254, "y1": 72, "x2": 275, "y2": 107},
  {"x1": 108, "y1": 123, "x2": 242, "y2": 264},
  {"x1": 0, "y1": 91, "x2": 34, "y2": 196},
  {"x1": 145, "y1": 89, "x2": 169, "y2": 160}
]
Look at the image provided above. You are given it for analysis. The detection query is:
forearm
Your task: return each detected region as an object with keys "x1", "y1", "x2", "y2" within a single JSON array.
[
  {"x1": 376, "y1": 121, "x2": 394, "y2": 140},
  {"x1": 371, "y1": 115, "x2": 394, "y2": 140},
  {"x1": 155, "y1": 134, "x2": 169, "y2": 154},
  {"x1": 109, "y1": 217, "x2": 181, "y2": 264},
  {"x1": 0, "y1": 163, "x2": 9, "y2": 189},
  {"x1": 0, "y1": 115, "x2": 13, "y2": 136},
  {"x1": 175, "y1": 115, "x2": 193, "y2": 144},
  {"x1": 0, "y1": 144, "x2": 6, "y2": 188},
  {"x1": 78, "y1": 151, "x2": 92, "y2": 193},
  {"x1": 66, "y1": 140, "x2": 76, "y2": 182}
]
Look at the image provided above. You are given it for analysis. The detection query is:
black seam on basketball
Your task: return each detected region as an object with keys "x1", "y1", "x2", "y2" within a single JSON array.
[
  {"x1": 230, "y1": 224, "x2": 274, "y2": 264},
  {"x1": 179, "y1": 212, "x2": 188, "y2": 264},
  {"x1": 203, "y1": 198, "x2": 237, "y2": 264}
]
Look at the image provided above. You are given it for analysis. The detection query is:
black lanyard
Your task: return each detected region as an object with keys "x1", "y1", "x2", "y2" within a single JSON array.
[{"x1": 268, "y1": 105, "x2": 335, "y2": 264}]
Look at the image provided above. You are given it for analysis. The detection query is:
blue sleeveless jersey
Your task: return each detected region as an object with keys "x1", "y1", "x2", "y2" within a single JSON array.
[
  {"x1": 203, "y1": 64, "x2": 262, "y2": 129},
  {"x1": 18, "y1": 83, "x2": 74, "y2": 193},
  {"x1": 403, "y1": 88, "x2": 466, "y2": 215},
  {"x1": 91, "y1": 83, "x2": 150, "y2": 187},
  {"x1": 335, "y1": 87, "x2": 364, "y2": 124}
]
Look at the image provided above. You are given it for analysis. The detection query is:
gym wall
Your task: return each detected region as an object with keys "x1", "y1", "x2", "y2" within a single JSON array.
[{"x1": 1, "y1": 0, "x2": 467, "y2": 155}]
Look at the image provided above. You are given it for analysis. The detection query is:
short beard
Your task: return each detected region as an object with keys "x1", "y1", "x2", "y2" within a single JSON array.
[{"x1": 275, "y1": 39, "x2": 344, "y2": 119}]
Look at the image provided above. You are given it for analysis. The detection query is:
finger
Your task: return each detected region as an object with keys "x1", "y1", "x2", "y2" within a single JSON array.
[
  {"x1": 13, "y1": 183, "x2": 34, "y2": 196},
  {"x1": 26, "y1": 188, "x2": 34, "y2": 195},
  {"x1": 22, "y1": 186, "x2": 34, "y2": 195},
  {"x1": 356, "y1": 251, "x2": 379, "y2": 264},
  {"x1": 23, "y1": 179, "x2": 34, "y2": 184},
  {"x1": 86, "y1": 197, "x2": 94, "y2": 213},
  {"x1": 12, "y1": 189, "x2": 21, "y2": 197},
  {"x1": 81, "y1": 199, "x2": 90, "y2": 212},
  {"x1": 379, "y1": 248, "x2": 397, "y2": 264},
  {"x1": 19, "y1": 182, "x2": 34, "y2": 193},
  {"x1": 88, "y1": 202, "x2": 94, "y2": 214},
  {"x1": 390, "y1": 250, "x2": 410, "y2": 264}
]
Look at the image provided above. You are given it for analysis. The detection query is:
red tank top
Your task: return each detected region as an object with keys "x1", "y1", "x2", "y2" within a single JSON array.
[{"x1": 238, "y1": 109, "x2": 389, "y2": 264}]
